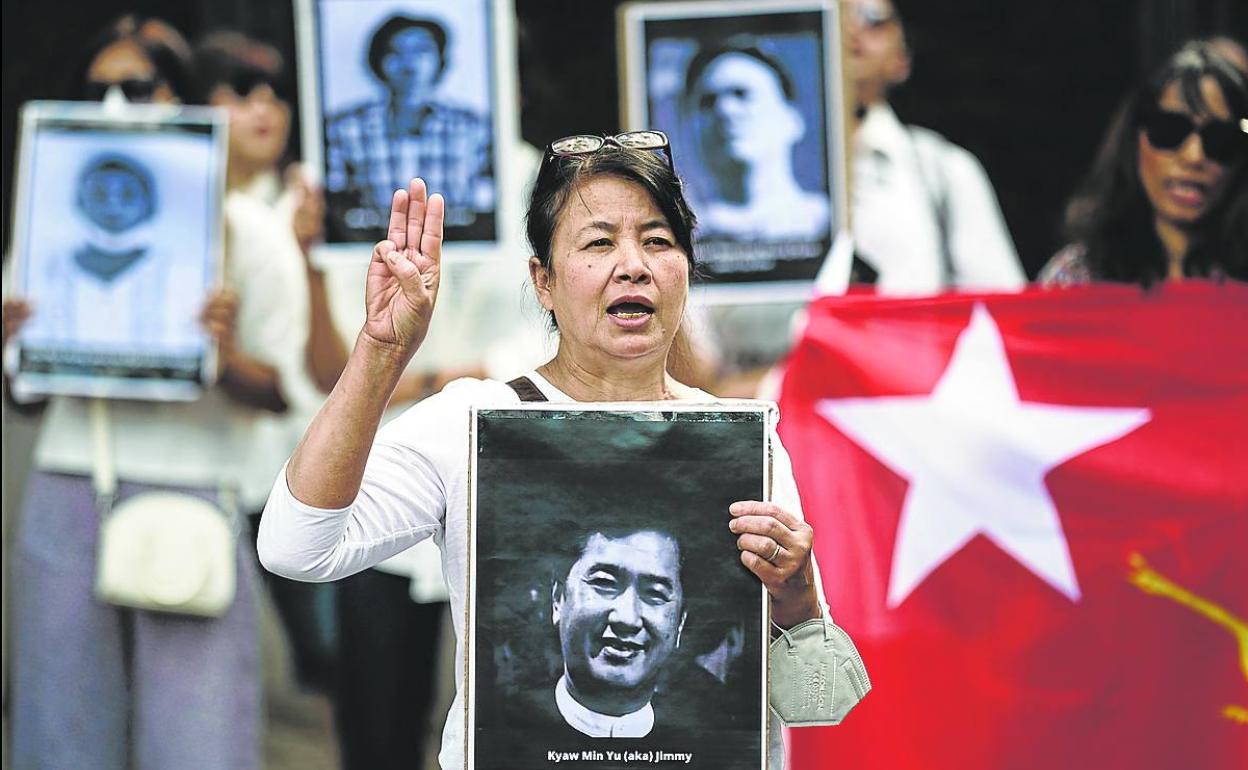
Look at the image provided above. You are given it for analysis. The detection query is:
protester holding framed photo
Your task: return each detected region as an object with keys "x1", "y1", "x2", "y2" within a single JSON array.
[
  {"x1": 5, "y1": 15, "x2": 302, "y2": 770},
  {"x1": 259, "y1": 132, "x2": 871, "y2": 768},
  {"x1": 846, "y1": 0, "x2": 1025, "y2": 292}
]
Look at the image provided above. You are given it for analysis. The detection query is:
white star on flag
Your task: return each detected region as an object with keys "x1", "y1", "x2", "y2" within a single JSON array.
[{"x1": 817, "y1": 304, "x2": 1150, "y2": 608}]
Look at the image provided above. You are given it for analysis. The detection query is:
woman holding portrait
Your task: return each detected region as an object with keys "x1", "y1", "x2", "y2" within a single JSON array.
[
  {"x1": 258, "y1": 132, "x2": 869, "y2": 768},
  {"x1": 6, "y1": 16, "x2": 290, "y2": 770}
]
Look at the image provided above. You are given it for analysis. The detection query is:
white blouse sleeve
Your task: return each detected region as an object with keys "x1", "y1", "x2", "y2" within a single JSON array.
[{"x1": 257, "y1": 379, "x2": 494, "y2": 581}]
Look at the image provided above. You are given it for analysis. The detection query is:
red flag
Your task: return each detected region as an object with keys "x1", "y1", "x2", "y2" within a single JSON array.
[{"x1": 778, "y1": 282, "x2": 1248, "y2": 770}]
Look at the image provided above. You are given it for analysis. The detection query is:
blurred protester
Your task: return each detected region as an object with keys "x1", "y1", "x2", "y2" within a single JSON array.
[
  {"x1": 6, "y1": 16, "x2": 287, "y2": 769},
  {"x1": 681, "y1": 39, "x2": 829, "y2": 398},
  {"x1": 76, "y1": 15, "x2": 190, "y2": 105},
  {"x1": 846, "y1": 0, "x2": 1025, "y2": 292},
  {"x1": 200, "y1": 29, "x2": 510, "y2": 768},
  {"x1": 1040, "y1": 40, "x2": 1248, "y2": 286},
  {"x1": 324, "y1": 13, "x2": 493, "y2": 238},
  {"x1": 193, "y1": 29, "x2": 341, "y2": 694},
  {"x1": 699, "y1": 0, "x2": 1028, "y2": 399},
  {"x1": 685, "y1": 40, "x2": 831, "y2": 242},
  {"x1": 196, "y1": 31, "x2": 467, "y2": 769}
]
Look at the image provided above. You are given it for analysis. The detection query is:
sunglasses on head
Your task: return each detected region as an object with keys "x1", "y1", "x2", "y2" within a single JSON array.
[
  {"x1": 84, "y1": 77, "x2": 161, "y2": 103},
  {"x1": 1140, "y1": 108, "x2": 1248, "y2": 165},
  {"x1": 846, "y1": 2, "x2": 897, "y2": 28},
  {"x1": 540, "y1": 130, "x2": 674, "y2": 177}
]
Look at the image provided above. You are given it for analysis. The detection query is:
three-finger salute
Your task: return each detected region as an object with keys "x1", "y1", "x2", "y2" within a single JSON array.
[{"x1": 362, "y1": 178, "x2": 445, "y2": 361}]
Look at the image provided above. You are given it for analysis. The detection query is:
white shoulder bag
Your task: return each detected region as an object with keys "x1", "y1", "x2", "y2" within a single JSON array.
[{"x1": 90, "y1": 399, "x2": 237, "y2": 617}]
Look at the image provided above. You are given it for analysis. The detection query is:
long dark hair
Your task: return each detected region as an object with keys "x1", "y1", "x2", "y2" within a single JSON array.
[{"x1": 1063, "y1": 40, "x2": 1248, "y2": 285}]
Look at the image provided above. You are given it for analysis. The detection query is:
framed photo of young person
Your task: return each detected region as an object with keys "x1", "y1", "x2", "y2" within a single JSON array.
[
  {"x1": 5, "y1": 101, "x2": 227, "y2": 403},
  {"x1": 296, "y1": 0, "x2": 520, "y2": 260},
  {"x1": 466, "y1": 404, "x2": 773, "y2": 770},
  {"x1": 619, "y1": 0, "x2": 849, "y2": 302}
]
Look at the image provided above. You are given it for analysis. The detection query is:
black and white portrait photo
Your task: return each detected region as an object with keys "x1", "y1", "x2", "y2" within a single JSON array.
[
  {"x1": 621, "y1": 0, "x2": 847, "y2": 293},
  {"x1": 7, "y1": 103, "x2": 225, "y2": 401},
  {"x1": 302, "y1": 0, "x2": 498, "y2": 246},
  {"x1": 468, "y1": 406, "x2": 770, "y2": 770}
]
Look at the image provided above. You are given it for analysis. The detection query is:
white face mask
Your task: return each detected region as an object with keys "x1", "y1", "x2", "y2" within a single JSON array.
[
  {"x1": 770, "y1": 617, "x2": 872, "y2": 725},
  {"x1": 102, "y1": 85, "x2": 130, "y2": 112}
]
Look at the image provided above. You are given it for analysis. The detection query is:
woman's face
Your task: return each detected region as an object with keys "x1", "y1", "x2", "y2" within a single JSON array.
[
  {"x1": 531, "y1": 175, "x2": 689, "y2": 367},
  {"x1": 210, "y1": 83, "x2": 291, "y2": 174},
  {"x1": 86, "y1": 40, "x2": 177, "y2": 104},
  {"x1": 1138, "y1": 76, "x2": 1239, "y2": 230}
]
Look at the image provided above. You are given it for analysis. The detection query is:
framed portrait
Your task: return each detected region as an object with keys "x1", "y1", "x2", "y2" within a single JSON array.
[
  {"x1": 467, "y1": 404, "x2": 773, "y2": 770},
  {"x1": 296, "y1": 0, "x2": 519, "y2": 260},
  {"x1": 619, "y1": 0, "x2": 849, "y2": 302},
  {"x1": 4, "y1": 101, "x2": 227, "y2": 403}
]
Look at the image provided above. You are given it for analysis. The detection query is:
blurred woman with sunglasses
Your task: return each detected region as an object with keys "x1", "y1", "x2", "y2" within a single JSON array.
[
  {"x1": 4, "y1": 17, "x2": 293, "y2": 770},
  {"x1": 191, "y1": 20, "x2": 349, "y2": 696},
  {"x1": 77, "y1": 14, "x2": 193, "y2": 105},
  {"x1": 192, "y1": 31, "x2": 345, "y2": 515},
  {"x1": 1041, "y1": 40, "x2": 1248, "y2": 286},
  {"x1": 258, "y1": 131, "x2": 870, "y2": 768}
]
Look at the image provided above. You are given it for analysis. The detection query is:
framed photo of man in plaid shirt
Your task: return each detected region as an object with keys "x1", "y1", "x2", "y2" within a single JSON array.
[{"x1": 298, "y1": 0, "x2": 501, "y2": 251}]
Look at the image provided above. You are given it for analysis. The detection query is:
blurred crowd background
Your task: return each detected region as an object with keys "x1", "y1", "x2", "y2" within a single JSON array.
[{"x1": 4, "y1": 0, "x2": 1246, "y2": 273}]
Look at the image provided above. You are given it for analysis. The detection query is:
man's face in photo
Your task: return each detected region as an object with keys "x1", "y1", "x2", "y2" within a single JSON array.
[
  {"x1": 692, "y1": 52, "x2": 798, "y2": 167},
  {"x1": 554, "y1": 530, "x2": 687, "y2": 713},
  {"x1": 79, "y1": 164, "x2": 152, "y2": 233},
  {"x1": 381, "y1": 26, "x2": 442, "y2": 103}
]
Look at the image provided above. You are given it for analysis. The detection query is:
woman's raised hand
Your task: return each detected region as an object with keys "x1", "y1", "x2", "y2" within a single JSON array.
[{"x1": 362, "y1": 179, "x2": 444, "y2": 362}]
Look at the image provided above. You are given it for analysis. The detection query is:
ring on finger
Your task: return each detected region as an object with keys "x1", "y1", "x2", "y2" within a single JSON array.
[{"x1": 766, "y1": 542, "x2": 782, "y2": 563}]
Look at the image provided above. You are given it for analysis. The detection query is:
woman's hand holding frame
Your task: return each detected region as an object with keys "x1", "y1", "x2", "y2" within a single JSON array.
[{"x1": 730, "y1": 500, "x2": 822, "y2": 629}]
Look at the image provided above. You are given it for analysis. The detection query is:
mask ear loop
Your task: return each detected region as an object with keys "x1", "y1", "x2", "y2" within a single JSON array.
[{"x1": 770, "y1": 616, "x2": 834, "y2": 650}]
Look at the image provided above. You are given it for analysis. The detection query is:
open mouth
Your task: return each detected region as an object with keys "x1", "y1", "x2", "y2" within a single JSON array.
[
  {"x1": 599, "y1": 638, "x2": 646, "y2": 662},
  {"x1": 1165, "y1": 178, "x2": 1211, "y2": 208},
  {"x1": 607, "y1": 301, "x2": 654, "y2": 320}
]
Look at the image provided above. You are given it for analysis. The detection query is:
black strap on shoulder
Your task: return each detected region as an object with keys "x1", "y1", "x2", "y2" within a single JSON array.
[{"x1": 506, "y1": 376, "x2": 548, "y2": 403}]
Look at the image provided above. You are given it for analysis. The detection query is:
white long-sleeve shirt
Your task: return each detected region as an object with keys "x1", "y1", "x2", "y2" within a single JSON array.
[{"x1": 259, "y1": 371, "x2": 832, "y2": 769}]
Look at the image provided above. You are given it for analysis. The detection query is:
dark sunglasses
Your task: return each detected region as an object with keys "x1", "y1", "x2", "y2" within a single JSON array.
[
  {"x1": 1140, "y1": 109, "x2": 1248, "y2": 165},
  {"x1": 83, "y1": 77, "x2": 161, "y2": 103},
  {"x1": 539, "y1": 130, "x2": 674, "y2": 178},
  {"x1": 226, "y1": 71, "x2": 288, "y2": 101}
]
